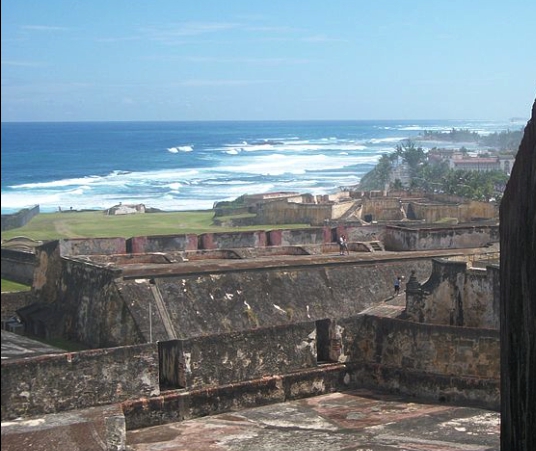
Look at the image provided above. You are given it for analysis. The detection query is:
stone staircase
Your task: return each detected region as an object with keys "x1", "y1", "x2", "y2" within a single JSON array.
[
  {"x1": 368, "y1": 241, "x2": 384, "y2": 252},
  {"x1": 339, "y1": 202, "x2": 363, "y2": 221}
]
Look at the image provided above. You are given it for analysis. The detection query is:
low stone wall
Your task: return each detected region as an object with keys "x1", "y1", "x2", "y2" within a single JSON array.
[
  {"x1": 159, "y1": 322, "x2": 317, "y2": 390},
  {"x1": 0, "y1": 248, "x2": 37, "y2": 285},
  {"x1": 128, "y1": 234, "x2": 198, "y2": 253},
  {"x1": 337, "y1": 224, "x2": 385, "y2": 242},
  {"x1": 59, "y1": 237, "x2": 127, "y2": 256},
  {"x1": 267, "y1": 227, "x2": 328, "y2": 245},
  {"x1": 256, "y1": 199, "x2": 335, "y2": 226},
  {"x1": 340, "y1": 314, "x2": 500, "y2": 380},
  {"x1": 200, "y1": 230, "x2": 267, "y2": 249},
  {"x1": 1, "y1": 314, "x2": 499, "y2": 425},
  {"x1": 407, "y1": 200, "x2": 497, "y2": 223},
  {"x1": 123, "y1": 366, "x2": 345, "y2": 430},
  {"x1": 1, "y1": 291, "x2": 35, "y2": 320},
  {"x1": 383, "y1": 224, "x2": 499, "y2": 251},
  {"x1": 1, "y1": 343, "x2": 159, "y2": 421},
  {"x1": 1, "y1": 205, "x2": 40, "y2": 232},
  {"x1": 127, "y1": 226, "x2": 385, "y2": 253}
]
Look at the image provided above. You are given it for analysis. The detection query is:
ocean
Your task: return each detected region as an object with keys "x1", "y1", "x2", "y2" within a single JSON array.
[{"x1": 0, "y1": 119, "x2": 526, "y2": 214}]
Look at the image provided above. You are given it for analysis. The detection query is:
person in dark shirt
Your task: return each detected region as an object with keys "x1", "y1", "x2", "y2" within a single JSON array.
[{"x1": 394, "y1": 276, "x2": 402, "y2": 295}]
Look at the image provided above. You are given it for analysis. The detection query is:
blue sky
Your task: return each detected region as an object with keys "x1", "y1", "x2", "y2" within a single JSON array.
[{"x1": 2, "y1": 0, "x2": 535, "y2": 122}]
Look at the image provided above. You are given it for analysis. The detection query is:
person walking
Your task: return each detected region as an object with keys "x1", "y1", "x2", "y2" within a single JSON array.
[{"x1": 394, "y1": 276, "x2": 402, "y2": 295}]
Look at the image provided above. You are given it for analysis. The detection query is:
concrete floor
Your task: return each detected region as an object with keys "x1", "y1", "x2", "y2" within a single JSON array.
[{"x1": 126, "y1": 389, "x2": 500, "y2": 451}]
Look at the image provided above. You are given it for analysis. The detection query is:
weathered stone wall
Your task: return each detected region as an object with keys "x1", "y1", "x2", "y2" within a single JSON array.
[
  {"x1": 1, "y1": 225, "x2": 497, "y2": 289},
  {"x1": 462, "y1": 267, "x2": 499, "y2": 328},
  {"x1": 31, "y1": 240, "x2": 63, "y2": 302},
  {"x1": 339, "y1": 314, "x2": 500, "y2": 397},
  {"x1": 361, "y1": 197, "x2": 404, "y2": 221},
  {"x1": 465, "y1": 200, "x2": 499, "y2": 220},
  {"x1": 409, "y1": 258, "x2": 499, "y2": 329},
  {"x1": 410, "y1": 202, "x2": 460, "y2": 222},
  {"x1": 252, "y1": 195, "x2": 496, "y2": 226},
  {"x1": 2, "y1": 314, "x2": 500, "y2": 424},
  {"x1": 128, "y1": 234, "x2": 198, "y2": 253},
  {"x1": 267, "y1": 227, "x2": 328, "y2": 245},
  {"x1": 383, "y1": 224, "x2": 498, "y2": 251},
  {"x1": 1, "y1": 205, "x2": 39, "y2": 232},
  {"x1": 59, "y1": 237, "x2": 127, "y2": 256},
  {"x1": 200, "y1": 230, "x2": 267, "y2": 249},
  {"x1": 338, "y1": 224, "x2": 385, "y2": 242},
  {"x1": 0, "y1": 291, "x2": 35, "y2": 320},
  {"x1": 0, "y1": 248, "x2": 37, "y2": 285},
  {"x1": 124, "y1": 360, "x2": 499, "y2": 430},
  {"x1": 408, "y1": 201, "x2": 496, "y2": 223},
  {"x1": 58, "y1": 258, "x2": 142, "y2": 347},
  {"x1": 1, "y1": 343, "x2": 159, "y2": 421},
  {"x1": 127, "y1": 226, "x2": 386, "y2": 252},
  {"x1": 256, "y1": 199, "x2": 334, "y2": 226},
  {"x1": 160, "y1": 322, "x2": 317, "y2": 390},
  {"x1": 113, "y1": 259, "x2": 433, "y2": 347}
]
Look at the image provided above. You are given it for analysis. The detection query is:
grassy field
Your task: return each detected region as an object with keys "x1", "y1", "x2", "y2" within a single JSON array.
[
  {"x1": 1, "y1": 279, "x2": 31, "y2": 292},
  {"x1": 1, "y1": 209, "x2": 310, "y2": 241}
]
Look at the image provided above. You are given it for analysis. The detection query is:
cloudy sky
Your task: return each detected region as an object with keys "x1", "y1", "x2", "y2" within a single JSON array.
[{"x1": 2, "y1": 0, "x2": 535, "y2": 122}]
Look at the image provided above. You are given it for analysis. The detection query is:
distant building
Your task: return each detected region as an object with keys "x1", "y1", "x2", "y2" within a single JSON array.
[
  {"x1": 448, "y1": 154, "x2": 515, "y2": 174},
  {"x1": 105, "y1": 203, "x2": 146, "y2": 215}
]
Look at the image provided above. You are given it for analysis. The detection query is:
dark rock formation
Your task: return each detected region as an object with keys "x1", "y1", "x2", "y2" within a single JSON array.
[{"x1": 500, "y1": 97, "x2": 536, "y2": 450}]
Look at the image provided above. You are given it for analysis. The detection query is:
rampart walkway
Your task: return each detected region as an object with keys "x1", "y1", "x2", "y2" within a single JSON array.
[{"x1": 118, "y1": 246, "x2": 496, "y2": 279}]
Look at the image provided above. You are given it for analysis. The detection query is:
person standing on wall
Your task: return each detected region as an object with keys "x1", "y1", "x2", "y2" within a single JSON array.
[{"x1": 339, "y1": 235, "x2": 349, "y2": 255}]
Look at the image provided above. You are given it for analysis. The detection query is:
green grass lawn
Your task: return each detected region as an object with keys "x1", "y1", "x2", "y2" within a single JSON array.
[
  {"x1": 1, "y1": 210, "x2": 310, "y2": 241},
  {"x1": 1, "y1": 279, "x2": 31, "y2": 292}
]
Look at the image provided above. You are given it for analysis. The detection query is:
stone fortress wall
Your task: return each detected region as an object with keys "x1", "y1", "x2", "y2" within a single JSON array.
[
  {"x1": 1, "y1": 219, "x2": 501, "y2": 430},
  {"x1": 239, "y1": 191, "x2": 498, "y2": 226},
  {"x1": 2, "y1": 313, "x2": 500, "y2": 426},
  {"x1": 0, "y1": 205, "x2": 40, "y2": 232}
]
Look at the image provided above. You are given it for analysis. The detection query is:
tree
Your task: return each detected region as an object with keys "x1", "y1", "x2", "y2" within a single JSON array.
[
  {"x1": 391, "y1": 179, "x2": 404, "y2": 191},
  {"x1": 397, "y1": 140, "x2": 426, "y2": 178},
  {"x1": 358, "y1": 154, "x2": 392, "y2": 190}
]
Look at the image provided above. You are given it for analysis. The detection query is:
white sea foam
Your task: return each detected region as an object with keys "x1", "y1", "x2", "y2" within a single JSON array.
[
  {"x1": 397, "y1": 125, "x2": 425, "y2": 131},
  {"x1": 167, "y1": 145, "x2": 193, "y2": 153},
  {"x1": 3, "y1": 148, "x2": 380, "y2": 214},
  {"x1": 368, "y1": 137, "x2": 406, "y2": 144},
  {"x1": 219, "y1": 139, "x2": 368, "y2": 153}
]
